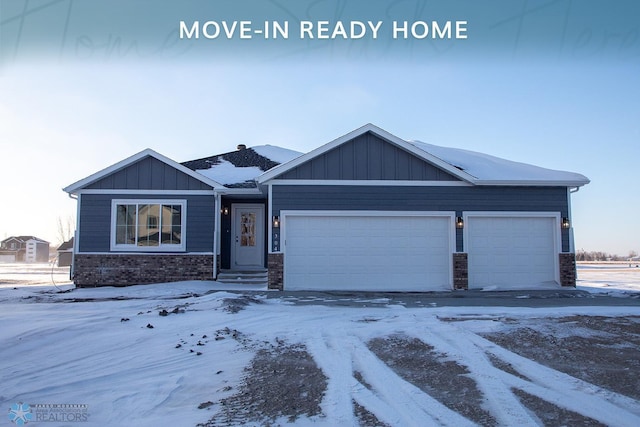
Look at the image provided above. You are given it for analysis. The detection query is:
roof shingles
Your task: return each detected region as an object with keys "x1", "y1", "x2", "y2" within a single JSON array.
[{"x1": 182, "y1": 147, "x2": 281, "y2": 188}]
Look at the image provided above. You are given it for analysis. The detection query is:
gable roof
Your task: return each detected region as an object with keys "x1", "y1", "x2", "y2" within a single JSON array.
[
  {"x1": 182, "y1": 145, "x2": 302, "y2": 188},
  {"x1": 258, "y1": 123, "x2": 590, "y2": 187},
  {"x1": 57, "y1": 237, "x2": 74, "y2": 251},
  {"x1": 63, "y1": 149, "x2": 224, "y2": 194},
  {"x1": 258, "y1": 124, "x2": 478, "y2": 184},
  {"x1": 1, "y1": 236, "x2": 49, "y2": 245}
]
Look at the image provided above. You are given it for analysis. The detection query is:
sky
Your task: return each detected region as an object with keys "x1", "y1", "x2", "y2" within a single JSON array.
[{"x1": 0, "y1": 1, "x2": 638, "y2": 255}]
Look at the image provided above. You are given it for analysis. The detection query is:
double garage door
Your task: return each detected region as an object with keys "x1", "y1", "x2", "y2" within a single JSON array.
[
  {"x1": 284, "y1": 213, "x2": 453, "y2": 291},
  {"x1": 282, "y1": 212, "x2": 560, "y2": 291}
]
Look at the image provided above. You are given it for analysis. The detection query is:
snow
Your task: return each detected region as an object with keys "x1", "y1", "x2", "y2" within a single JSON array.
[
  {"x1": 252, "y1": 145, "x2": 302, "y2": 165},
  {"x1": 193, "y1": 145, "x2": 302, "y2": 185},
  {"x1": 577, "y1": 262, "x2": 640, "y2": 296},
  {"x1": 189, "y1": 137, "x2": 589, "y2": 186},
  {"x1": 1, "y1": 264, "x2": 639, "y2": 426},
  {"x1": 195, "y1": 159, "x2": 263, "y2": 186},
  {"x1": 409, "y1": 140, "x2": 590, "y2": 184}
]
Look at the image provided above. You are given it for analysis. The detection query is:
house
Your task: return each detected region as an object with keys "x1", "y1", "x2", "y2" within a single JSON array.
[
  {"x1": 63, "y1": 124, "x2": 589, "y2": 290},
  {"x1": 57, "y1": 238, "x2": 74, "y2": 267},
  {"x1": 0, "y1": 236, "x2": 50, "y2": 263}
]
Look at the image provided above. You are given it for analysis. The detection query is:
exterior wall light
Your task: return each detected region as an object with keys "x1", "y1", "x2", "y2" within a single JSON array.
[
  {"x1": 220, "y1": 206, "x2": 229, "y2": 215},
  {"x1": 561, "y1": 217, "x2": 570, "y2": 229},
  {"x1": 273, "y1": 215, "x2": 280, "y2": 228},
  {"x1": 456, "y1": 216, "x2": 464, "y2": 229}
]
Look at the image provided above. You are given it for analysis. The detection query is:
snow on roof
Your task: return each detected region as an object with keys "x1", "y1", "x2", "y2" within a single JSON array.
[
  {"x1": 190, "y1": 145, "x2": 303, "y2": 187},
  {"x1": 196, "y1": 159, "x2": 264, "y2": 186},
  {"x1": 409, "y1": 140, "x2": 590, "y2": 185},
  {"x1": 252, "y1": 145, "x2": 302, "y2": 164}
]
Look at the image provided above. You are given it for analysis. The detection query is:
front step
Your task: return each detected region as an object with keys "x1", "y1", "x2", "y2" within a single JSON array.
[{"x1": 217, "y1": 270, "x2": 268, "y2": 285}]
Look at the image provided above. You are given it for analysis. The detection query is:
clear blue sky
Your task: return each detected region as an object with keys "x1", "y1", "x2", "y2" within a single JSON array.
[{"x1": 0, "y1": 1, "x2": 638, "y2": 255}]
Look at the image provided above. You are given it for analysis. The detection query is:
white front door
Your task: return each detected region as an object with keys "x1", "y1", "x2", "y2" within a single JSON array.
[{"x1": 231, "y1": 204, "x2": 265, "y2": 270}]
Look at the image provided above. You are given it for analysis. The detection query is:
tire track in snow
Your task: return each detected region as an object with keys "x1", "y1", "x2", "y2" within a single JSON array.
[
  {"x1": 350, "y1": 336, "x2": 477, "y2": 427},
  {"x1": 463, "y1": 331, "x2": 640, "y2": 426},
  {"x1": 306, "y1": 328, "x2": 477, "y2": 427},
  {"x1": 410, "y1": 322, "x2": 539, "y2": 426},
  {"x1": 304, "y1": 332, "x2": 357, "y2": 425}
]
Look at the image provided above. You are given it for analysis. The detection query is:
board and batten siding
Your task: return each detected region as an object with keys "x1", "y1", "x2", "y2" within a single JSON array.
[
  {"x1": 78, "y1": 194, "x2": 215, "y2": 253},
  {"x1": 277, "y1": 132, "x2": 460, "y2": 181},
  {"x1": 85, "y1": 156, "x2": 212, "y2": 191},
  {"x1": 271, "y1": 185, "x2": 571, "y2": 252}
]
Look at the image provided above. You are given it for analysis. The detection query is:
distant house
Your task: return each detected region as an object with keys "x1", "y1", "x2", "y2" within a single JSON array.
[
  {"x1": 57, "y1": 238, "x2": 74, "y2": 267},
  {"x1": 0, "y1": 236, "x2": 50, "y2": 263},
  {"x1": 63, "y1": 124, "x2": 590, "y2": 290}
]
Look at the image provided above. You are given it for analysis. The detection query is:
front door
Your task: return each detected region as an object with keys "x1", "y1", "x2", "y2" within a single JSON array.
[{"x1": 231, "y1": 204, "x2": 265, "y2": 270}]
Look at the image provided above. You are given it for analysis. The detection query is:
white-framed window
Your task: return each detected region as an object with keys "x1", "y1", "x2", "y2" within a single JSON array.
[{"x1": 111, "y1": 199, "x2": 186, "y2": 251}]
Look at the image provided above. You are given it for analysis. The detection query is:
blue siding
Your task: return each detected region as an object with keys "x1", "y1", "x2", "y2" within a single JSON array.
[
  {"x1": 277, "y1": 132, "x2": 460, "y2": 181},
  {"x1": 271, "y1": 185, "x2": 570, "y2": 252},
  {"x1": 86, "y1": 156, "x2": 212, "y2": 191},
  {"x1": 78, "y1": 194, "x2": 215, "y2": 253}
]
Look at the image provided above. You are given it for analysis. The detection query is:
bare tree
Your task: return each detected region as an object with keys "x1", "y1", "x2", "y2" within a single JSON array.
[{"x1": 57, "y1": 215, "x2": 75, "y2": 245}]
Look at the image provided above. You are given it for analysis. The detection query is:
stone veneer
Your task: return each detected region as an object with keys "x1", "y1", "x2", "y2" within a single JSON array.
[
  {"x1": 268, "y1": 253, "x2": 284, "y2": 290},
  {"x1": 453, "y1": 252, "x2": 469, "y2": 290},
  {"x1": 559, "y1": 252, "x2": 577, "y2": 287},
  {"x1": 74, "y1": 254, "x2": 214, "y2": 287}
]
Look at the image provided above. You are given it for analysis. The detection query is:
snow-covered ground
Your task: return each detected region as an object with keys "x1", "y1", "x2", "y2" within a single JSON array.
[
  {"x1": 577, "y1": 262, "x2": 640, "y2": 296},
  {"x1": 0, "y1": 263, "x2": 639, "y2": 426}
]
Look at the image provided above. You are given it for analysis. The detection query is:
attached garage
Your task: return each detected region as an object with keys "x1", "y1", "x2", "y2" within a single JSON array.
[
  {"x1": 465, "y1": 213, "x2": 560, "y2": 289},
  {"x1": 283, "y1": 212, "x2": 455, "y2": 291}
]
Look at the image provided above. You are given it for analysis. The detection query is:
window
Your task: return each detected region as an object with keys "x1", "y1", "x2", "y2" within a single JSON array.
[{"x1": 111, "y1": 200, "x2": 186, "y2": 251}]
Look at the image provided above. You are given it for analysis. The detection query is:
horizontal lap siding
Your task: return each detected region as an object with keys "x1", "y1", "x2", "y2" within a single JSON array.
[
  {"x1": 272, "y1": 185, "x2": 570, "y2": 252},
  {"x1": 78, "y1": 194, "x2": 215, "y2": 252}
]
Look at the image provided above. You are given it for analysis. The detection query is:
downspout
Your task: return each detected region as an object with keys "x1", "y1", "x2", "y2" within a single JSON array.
[
  {"x1": 68, "y1": 192, "x2": 79, "y2": 282},
  {"x1": 567, "y1": 187, "x2": 580, "y2": 253},
  {"x1": 214, "y1": 192, "x2": 221, "y2": 280}
]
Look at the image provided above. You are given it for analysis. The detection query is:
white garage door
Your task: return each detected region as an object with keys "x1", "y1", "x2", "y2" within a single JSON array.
[
  {"x1": 467, "y1": 216, "x2": 558, "y2": 289},
  {"x1": 284, "y1": 214, "x2": 453, "y2": 291}
]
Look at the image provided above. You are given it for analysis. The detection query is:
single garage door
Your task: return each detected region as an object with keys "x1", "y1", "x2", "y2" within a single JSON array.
[
  {"x1": 466, "y1": 215, "x2": 558, "y2": 289},
  {"x1": 284, "y1": 214, "x2": 453, "y2": 291}
]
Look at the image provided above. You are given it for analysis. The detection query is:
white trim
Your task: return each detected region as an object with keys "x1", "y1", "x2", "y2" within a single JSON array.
[
  {"x1": 72, "y1": 193, "x2": 81, "y2": 278},
  {"x1": 267, "y1": 179, "x2": 472, "y2": 187},
  {"x1": 110, "y1": 199, "x2": 187, "y2": 252},
  {"x1": 258, "y1": 123, "x2": 477, "y2": 185},
  {"x1": 213, "y1": 194, "x2": 220, "y2": 279},
  {"x1": 63, "y1": 148, "x2": 223, "y2": 194},
  {"x1": 462, "y1": 211, "x2": 561, "y2": 284},
  {"x1": 76, "y1": 189, "x2": 216, "y2": 195},
  {"x1": 567, "y1": 188, "x2": 575, "y2": 253}
]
